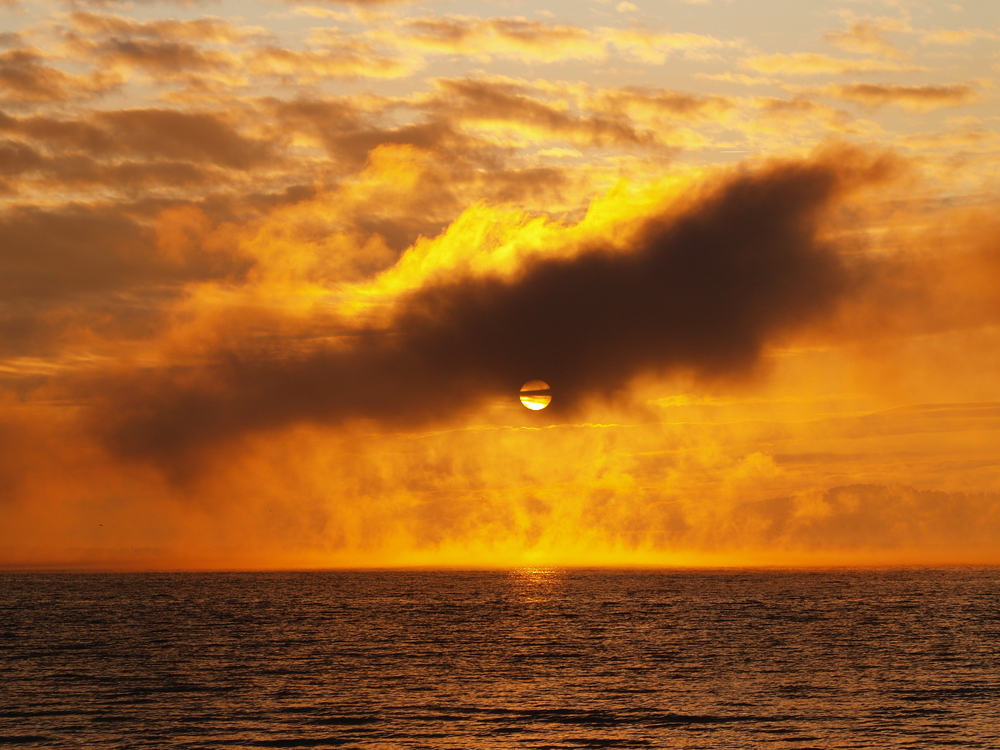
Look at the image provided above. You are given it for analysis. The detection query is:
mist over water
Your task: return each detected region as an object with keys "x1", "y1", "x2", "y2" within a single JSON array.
[{"x1": 2, "y1": 569, "x2": 999, "y2": 749}]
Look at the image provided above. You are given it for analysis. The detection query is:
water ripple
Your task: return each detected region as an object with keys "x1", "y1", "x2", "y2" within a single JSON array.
[{"x1": 2, "y1": 568, "x2": 999, "y2": 748}]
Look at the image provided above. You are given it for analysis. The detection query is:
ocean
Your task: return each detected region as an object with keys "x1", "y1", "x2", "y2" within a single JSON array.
[{"x1": 2, "y1": 568, "x2": 998, "y2": 749}]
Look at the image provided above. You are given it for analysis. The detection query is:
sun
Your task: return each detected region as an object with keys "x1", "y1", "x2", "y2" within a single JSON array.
[{"x1": 519, "y1": 380, "x2": 552, "y2": 410}]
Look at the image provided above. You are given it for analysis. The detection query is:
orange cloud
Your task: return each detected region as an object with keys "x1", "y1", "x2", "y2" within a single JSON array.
[
  {"x1": 246, "y1": 42, "x2": 416, "y2": 80},
  {"x1": 54, "y1": 12, "x2": 266, "y2": 89},
  {"x1": 384, "y1": 16, "x2": 604, "y2": 63},
  {"x1": 291, "y1": 0, "x2": 418, "y2": 5},
  {"x1": 0, "y1": 107, "x2": 276, "y2": 172},
  {"x1": 0, "y1": 137, "x2": 43, "y2": 187},
  {"x1": 745, "y1": 52, "x2": 920, "y2": 75},
  {"x1": 586, "y1": 86, "x2": 734, "y2": 122},
  {"x1": 375, "y1": 16, "x2": 725, "y2": 65},
  {"x1": 6, "y1": 141, "x2": 1000, "y2": 569},
  {"x1": 427, "y1": 77, "x2": 652, "y2": 147},
  {"x1": 921, "y1": 28, "x2": 998, "y2": 45},
  {"x1": 74, "y1": 145, "x2": 897, "y2": 473},
  {"x1": 751, "y1": 96, "x2": 854, "y2": 132},
  {"x1": 825, "y1": 82, "x2": 978, "y2": 111},
  {"x1": 69, "y1": 37, "x2": 239, "y2": 82},
  {"x1": 823, "y1": 21, "x2": 904, "y2": 59},
  {"x1": 601, "y1": 27, "x2": 726, "y2": 64},
  {"x1": 58, "y1": 11, "x2": 416, "y2": 84},
  {"x1": 67, "y1": 11, "x2": 258, "y2": 43},
  {"x1": 0, "y1": 46, "x2": 120, "y2": 101}
]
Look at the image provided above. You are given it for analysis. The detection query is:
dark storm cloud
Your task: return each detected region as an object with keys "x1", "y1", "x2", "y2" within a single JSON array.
[{"x1": 96, "y1": 148, "x2": 897, "y2": 468}]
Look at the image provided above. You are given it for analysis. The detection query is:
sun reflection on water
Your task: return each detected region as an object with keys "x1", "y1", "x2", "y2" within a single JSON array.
[{"x1": 508, "y1": 567, "x2": 566, "y2": 602}]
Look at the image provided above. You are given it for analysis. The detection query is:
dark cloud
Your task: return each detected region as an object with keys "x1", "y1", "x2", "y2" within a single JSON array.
[
  {"x1": 0, "y1": 202, "x2": 251, "y2": 361},
  {"x1": 96, "y1": 147, "x2": 897, "y2": 470},
  {"x1": 98, "y1": 109, "x2": 275, "y2": 170},
  {"x1": 0, "y1": 200, "x2": 251, "y2": 302},
  {"x1": 80, "y1": 37, "x2": 232, "y2": 75},
  {"x1": 66, "y1": 11, "x2": 250, "y2": 42},
  {"x1": 0, "y1": 204, "x2": 155, "y2": 361},
  {"x1": 0, "y1": 47, "x2": 108, "y2": 102},
  {"x1": 0, "y1": 108, "x2": 276, "y2": 172},
  {"x1": 0, "y1": 138, "x2": 43, "y2": 176},
  {"x1": 0, "y1": 204, "x2": 150, "y2": 301},
  {"x1": 56, "y1": 13, "x2": 265, "y2": 91}
]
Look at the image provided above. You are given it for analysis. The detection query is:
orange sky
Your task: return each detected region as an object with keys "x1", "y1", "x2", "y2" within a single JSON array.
[{"x1": 1, "y1": 0, "x2": 999, "y2": 570}]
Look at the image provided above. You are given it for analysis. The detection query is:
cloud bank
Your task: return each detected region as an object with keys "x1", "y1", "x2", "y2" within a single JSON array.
[{"x1": 94, "y1": 147, "x2": 894, "y2": 470}]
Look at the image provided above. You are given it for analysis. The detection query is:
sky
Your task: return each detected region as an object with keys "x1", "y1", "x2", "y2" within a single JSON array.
[{"x1": 1, "y1": 0, "x2": 999, "y2": 570}]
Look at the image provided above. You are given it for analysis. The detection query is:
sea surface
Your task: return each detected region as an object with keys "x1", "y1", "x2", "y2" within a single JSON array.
[{"x1": 2, "y1": 568, "x2": 999, "y2": 749}]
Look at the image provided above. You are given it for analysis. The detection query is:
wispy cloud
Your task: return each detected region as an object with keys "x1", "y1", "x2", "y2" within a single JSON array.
[
  {"x1": 824, "y1": 82, "x2": 978, "y2": 111},
  {"x1": 823, "y1": 21, "x2": 904, "y2": 59},
  {"x1": 744, "y1": 52, "x2": 921, "y2": 75},
  {"x1": 921, "y1": 27, "x2": 998, "y2": 45}
]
